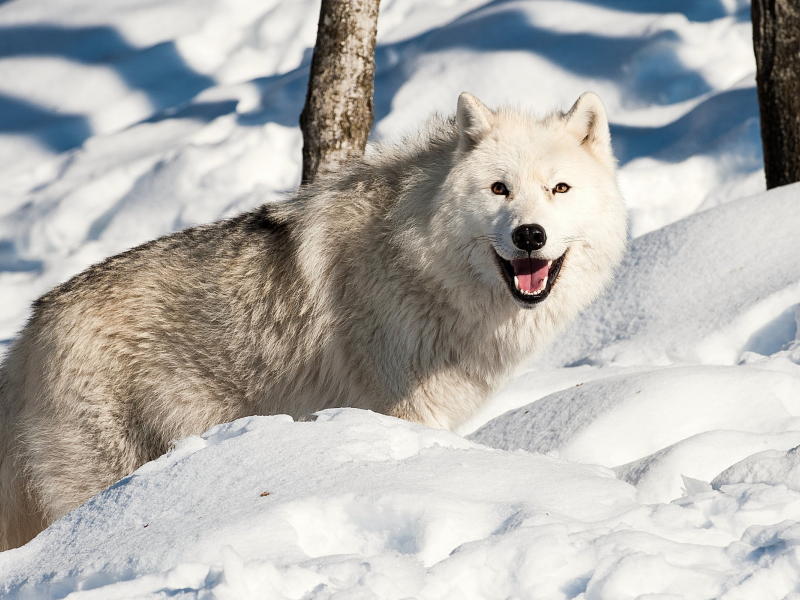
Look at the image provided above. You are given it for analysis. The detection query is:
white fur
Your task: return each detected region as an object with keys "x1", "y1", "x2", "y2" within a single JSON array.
[{"x1": 0, "y1": 93, "x2": 627, "y2": 549}]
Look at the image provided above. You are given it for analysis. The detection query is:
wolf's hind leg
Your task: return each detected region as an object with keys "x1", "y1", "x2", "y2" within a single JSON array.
[{"x1": 0, "y1": 452, "x2": 47, "y2": 551}]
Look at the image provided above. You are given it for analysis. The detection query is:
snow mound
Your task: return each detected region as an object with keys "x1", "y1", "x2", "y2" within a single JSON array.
[
  {"x1": 618, "y1": 429, "x2": 800, "y2": 503},
  {"x1": 470, "y1": 366, "x2": 800, "y2": 461},
  {"x1": 713, "y1": 446, "x2": 800, "y2": 492},
  {"x1": 6, "y1": 410, "x2": 800, "y2": 598},
  {"x1": 543, "y1": 182, "x2": 800, "y2": 368},
  {"x1": 0, "y1": 409, "x2": 636, "y2": 599},
  {"x1": 470, "y1": 365, "x2": 800, "y2": 502}
]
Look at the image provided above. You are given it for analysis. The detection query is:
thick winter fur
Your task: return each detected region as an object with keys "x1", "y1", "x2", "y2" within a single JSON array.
[{"x1": 0, "y1": 93, "x2": 627, "y2": 550}]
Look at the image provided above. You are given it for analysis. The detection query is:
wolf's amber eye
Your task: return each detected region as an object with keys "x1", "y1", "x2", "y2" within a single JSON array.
[
  {"x1": 554, "y1": 182, "x2": 571, "y2": 194},
  {"x1": 491, "y1": 182, "x2": 509, "y2": 196}
]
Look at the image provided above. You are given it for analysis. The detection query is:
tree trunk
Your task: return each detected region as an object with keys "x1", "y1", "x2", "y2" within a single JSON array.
[
  {"x1": 752, "y1": 0, "x2": 800, "y2": 189},
  {"x1": 300, "y1": 0, "x2": 380, "y2": 184}
]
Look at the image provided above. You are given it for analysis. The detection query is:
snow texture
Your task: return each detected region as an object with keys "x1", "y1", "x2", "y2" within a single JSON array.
[{"x1": 3, "y1": 0, "x2": 800, "y2": 598}]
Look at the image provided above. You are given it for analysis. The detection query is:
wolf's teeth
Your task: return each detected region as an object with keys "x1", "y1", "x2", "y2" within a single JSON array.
[
  {"x1": 514, "y1": 275, "x2": 520, "y2": 290},
  {"x1": 541, "y1": 275, "x2": 548, "y2": 290}
]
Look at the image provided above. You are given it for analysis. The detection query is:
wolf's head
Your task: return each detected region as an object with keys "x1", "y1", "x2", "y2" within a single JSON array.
[{"x1": 434, "y1": 92, "x2": 628, "y2": 315}]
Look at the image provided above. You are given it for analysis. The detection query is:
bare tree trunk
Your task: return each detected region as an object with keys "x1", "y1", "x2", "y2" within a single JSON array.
[
  {"x1": 300, "y1": 0, "x2": 380, "y2": 184},
  {"x1": 752, "y1": 0, "x2": 800, "y2": 189}
]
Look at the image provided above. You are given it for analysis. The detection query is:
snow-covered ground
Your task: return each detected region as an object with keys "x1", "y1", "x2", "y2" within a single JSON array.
[{"x1": 2, "y1": 0, "x2": 800, "y2": 598}]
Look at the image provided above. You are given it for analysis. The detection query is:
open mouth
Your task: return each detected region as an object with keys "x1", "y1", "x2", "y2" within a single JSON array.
[{"x1": 495, "y1": 251, "x2": 566, "y2": 306}]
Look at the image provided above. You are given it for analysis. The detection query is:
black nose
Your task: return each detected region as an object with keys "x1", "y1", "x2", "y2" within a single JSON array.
[{"x1": 512, "y1": 224, "x2": 547, "y2": 252}]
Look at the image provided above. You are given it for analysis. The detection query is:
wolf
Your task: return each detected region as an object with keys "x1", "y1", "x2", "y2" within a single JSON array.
[{"x1": 0, "y1": 92, "x2": 627, "y2": 549}]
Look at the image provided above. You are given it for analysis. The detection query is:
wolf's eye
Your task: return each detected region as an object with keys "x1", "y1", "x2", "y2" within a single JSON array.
[
  {"x1": 491, "y1": 182, "x2": 509, "y2": 196},
  {"x1": 554, "y1": 183, "x2": 571, "y2": 194}
]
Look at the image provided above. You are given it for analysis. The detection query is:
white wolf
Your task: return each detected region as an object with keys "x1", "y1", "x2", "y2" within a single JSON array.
[{"x1": 0, "y1": 92, "x2": 627, "y2": 549}]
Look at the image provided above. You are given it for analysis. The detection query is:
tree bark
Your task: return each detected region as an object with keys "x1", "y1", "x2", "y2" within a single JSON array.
[
  {"x1": 300, "y1": 0, "x2": 380, "y2": 184},
  {"x1": 752, "y1": 0, "x2": 800, "y2": 189}
]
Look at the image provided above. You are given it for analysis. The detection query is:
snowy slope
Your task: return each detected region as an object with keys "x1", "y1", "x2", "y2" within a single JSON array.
[
  {"x1": 2, "y1": 408, "x2": 800, "y2": 599},
  {"x1": 3, "y1": 405, "x2": 800, "y2": 598},
  {"x1": 3, "y1": 0, "x2": 800, "y2": 598},
  {"x1": 0, "y1": 411, "x2": 639, "y2": 599}
]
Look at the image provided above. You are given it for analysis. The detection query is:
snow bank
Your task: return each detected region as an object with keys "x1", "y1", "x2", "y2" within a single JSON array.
[
  {"x1": 713, "y1": 446, "x2": 800, "y2": 492},
  {"x1": 470, "y1": 365, "x2": 800, "y2": 503},
  {"x1": 542, "y1": 182, "x2": 800, "y2": 368},
  {"x1": 0, "y1": 410, "x2": 637, "y2": 598},
  {"x1": 6, "y1": 409, "x2": 800, "y2": 600}
]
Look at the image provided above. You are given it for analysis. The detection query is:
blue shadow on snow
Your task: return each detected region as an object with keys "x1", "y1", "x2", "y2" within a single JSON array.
[
  {"x1": 232, "y1": 4, "x2": 718, "y2": 144},
  {"x1": 579, "y1": 0, "x2": 747, "y2": 22},
  {"x1": 610, "y1": 87, "x2": 760, "y2": 164},
  {"x1": 0, "y1": 25, "x2": 215, "y2": 152},
  {"x1": 0, "y1": 94, "x2": 91, "y2": 153},
  {"x1": 0, "y1": 4, "x2": 758, "y2": 169}
]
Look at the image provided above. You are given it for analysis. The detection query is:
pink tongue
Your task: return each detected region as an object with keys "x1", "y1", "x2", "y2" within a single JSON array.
[{"x1": 512, "y1": 258, "x2": 550, "y2": 293}]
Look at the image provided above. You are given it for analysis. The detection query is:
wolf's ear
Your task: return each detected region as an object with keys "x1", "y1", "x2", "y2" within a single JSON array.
[
  {"x1": 564, "y1": 92, "x2": 614, "y2": 167},
  {"x1": 457, "y1": 92, "x2": 493, "y2": 151}
]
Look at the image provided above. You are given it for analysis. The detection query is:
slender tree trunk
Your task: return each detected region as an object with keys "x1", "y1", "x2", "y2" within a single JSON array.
[
  {"x1": 752, "y1": 0, "x2": 800, "y2": 189},
  {"x1": 300, "y1": 0, "x2": 380, "y2": 184}
]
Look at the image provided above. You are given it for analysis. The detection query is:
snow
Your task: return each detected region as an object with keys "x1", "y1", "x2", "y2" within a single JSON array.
[
  {"x1": 470, "y1": 365, "x2": 800, "y2": 503},
  {"x1": 2, "y1": 0, "x2": 800, "y2": 597},
  {"x1": 6, "y1": 409, "x2": 800, "y2": 598},
  {"x1": 713, "y1": 447, "x2": 800, "y2": 492},
  {"x1": 0, "y1": 411, "x2": 637, "y2": 598}
]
